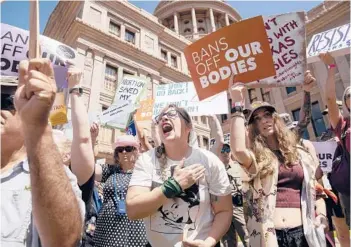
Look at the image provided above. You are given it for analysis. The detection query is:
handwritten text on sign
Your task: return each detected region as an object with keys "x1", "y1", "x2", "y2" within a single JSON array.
[
  {"x1": 248, "y1": 12, "x2": 306, "y2": 87},
  {"x1": 307, "y1": 23, "x2": 351, "y2": 63},
  {"x1": 312, "y1": 141, "x2": 337, "y2": 173},
  {"x1": 114, "y1": 75, "x2": 146, "y2": 103},
  {"x1": 100, "y1": 100, "x2": 134, "y2": 129},
  {"x1": 184, "y1": 16, "x2": 275, "y2": 100},
  {"x1": 1, "y1": 23, "x2": 76, "y2": 88},
  {"x1": 153, "y1": 82, "x2": 228, "y2": 117}
]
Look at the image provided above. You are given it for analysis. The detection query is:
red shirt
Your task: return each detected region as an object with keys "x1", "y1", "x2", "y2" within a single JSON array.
[{"x1": 333, "y1": 116, "x2": 350, "y2": 153}]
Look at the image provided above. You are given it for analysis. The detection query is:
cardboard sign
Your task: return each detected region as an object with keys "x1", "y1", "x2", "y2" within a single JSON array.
[
  {"x1": 184, "y1": 16, "x2": 275, "y2": 100},
  {"x1": 307, "y1": 23, "x2": 351, "y2": 63},
  {"x1": 1, "y1": 23, "x2": 76, "y2": 88},
  {"x1": 49, "y1": 92, "x2": 68, "y2": 126},
  {"x1": 113, "y1": 75, "x2": 147, "y2": 104},
  {"x1": 153, "y1": 82, "x2": 228, "y2": 117},
  {"x1": 312, "y1": 141, "x2": 338, "y2": 173},
  {"x1": 247, "y1": 12, "x2": 306, "y2": 87},
  {"x1": 135, "y1": 99, "x2": 154, "y2": 121},
  {"x1": 100, "y1": 100, "x2": 134, "y2": 129}
]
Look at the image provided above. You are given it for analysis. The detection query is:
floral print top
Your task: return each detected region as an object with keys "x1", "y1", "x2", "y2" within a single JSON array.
[{"x1": 241, "y1": 146, "x2": 326, "y2": 247}]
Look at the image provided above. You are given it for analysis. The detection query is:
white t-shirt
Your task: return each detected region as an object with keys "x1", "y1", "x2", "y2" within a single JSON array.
[{"x1": 129, "y1": 147, "x2": 231, "y2": 247}]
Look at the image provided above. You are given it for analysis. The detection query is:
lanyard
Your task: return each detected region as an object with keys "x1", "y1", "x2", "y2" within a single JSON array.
[{"x1": 113, "y1": 171, "x2": 123, "y2": 201}]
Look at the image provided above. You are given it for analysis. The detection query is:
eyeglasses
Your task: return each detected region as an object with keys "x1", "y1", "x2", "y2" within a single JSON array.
[
  {"x1": 221, "y1": 146, "x2": 231, "y2": 153},
  {"x1": 1, "y1": 94, "x2": 15, "y2": 111},
  {"x1": 253, "y1": 111, "x2": 273, "y2": 123},
  {"x1": 155, "y1": 109, "x2": 179, "y2": 124},
  {"x1": 115, "y1": 146, "x2": 135, "y2": 153}
]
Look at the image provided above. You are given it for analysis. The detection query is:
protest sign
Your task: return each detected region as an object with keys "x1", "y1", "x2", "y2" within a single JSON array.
[
  {"x1": 135, "y1": 99, "x2": 154, "y2": 121},
  {"x1": 1, "y1": 23, "x2": 76, "y2": 88},
  {"x1": 153, "y1": 82, "x2": 228, "y2": 117},
  {"x1": 247, "y1": 12, "x2": 306, "y2": 87},
  {"x1": 113, "y1": 75, "x2": 147, "y2": 104},
  {"x1": 126, "y1": 120, "x2": 137, "y2": 136},
  {"x1": 307, "y1": 23, "x2": 351, "y2": 63},
  {"x1": 312, "y1": 141, "x2": 337, "y2": 173},
  {"x1": 49, "y1": 92, "x2": 68, "y2": 126},
  {"x1": 29, "y1": 0, "x2": 40, "y2": 59},
  {"x1": 100, "y1": 100, "x2": 134, "y2": 129},
  {"x1": 184, "y1": 16, "x2": 275, "y2": 100}
]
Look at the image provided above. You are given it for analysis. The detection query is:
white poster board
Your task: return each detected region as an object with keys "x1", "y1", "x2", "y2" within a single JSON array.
[
  {"x1": 100, "y1": 100, "x2": 134, "y2": 129},
  {"x1": 247, "y1": 12, "x2": 306, "y2": 87},
  {"x1": 1, "y1": 23, "x2": 77, "y2": 88},
  {"x1": 113, "y1": 75, "x2": 147, "y2": 103},
  {"x1": 312, "y1": 141, "x2": 338, "y2": 173},
  {"x1": 153, "y1": 82, "x2": 228, "y2": 117},
  {"x1": 307, "y1": 23, "x2": 351, "y2": 63}
]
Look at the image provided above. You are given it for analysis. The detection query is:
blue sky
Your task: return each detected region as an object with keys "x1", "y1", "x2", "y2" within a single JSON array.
[{"x1": 1, "y1": 1, "x2": 322, "y2": 33}]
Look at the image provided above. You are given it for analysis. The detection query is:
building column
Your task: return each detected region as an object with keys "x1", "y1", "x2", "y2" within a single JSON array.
[
  {"x1": 135, "y1": 31, "x2": 140, "y2": 47},
  {"x1": 209, "y1": 8, "x2": 216, "y2": 32},
  {"x1": 312, "y1": 61, "x2": 328, "y2": 107},
  {"x1": 121, "y1": 25, "x2": 126, "y2": 40},
  {"x1": 191, "y1": 8, "x2": 198, "y2": 34},
  {"x1": 174, "y1": 12, "x2": 179, "y2": 34},
  {"x1": 88, "y1": 52, "x2": 104, "y2": 112},
  {"x1": 167, "y1": 51, "x2": 171, "y2": 66},
  {"x1": 225, "y1": 13, "x2": 230, "y2": 26},
  {"x1": 271, "y1": 88, "x2": 287, "y2": 113},
  {"x1": 335, "y1": 56, "x2": 350, "y2": 89}
]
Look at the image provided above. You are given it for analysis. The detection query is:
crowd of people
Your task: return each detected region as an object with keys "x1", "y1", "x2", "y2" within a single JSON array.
[{"x1": 1, "y1": 51, "x2": 350, "y2": 247}]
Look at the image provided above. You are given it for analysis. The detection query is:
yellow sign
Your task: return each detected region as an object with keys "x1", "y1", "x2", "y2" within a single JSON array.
[{"x1": 49, "y1": 92, "x2": 68, "y2": 126}]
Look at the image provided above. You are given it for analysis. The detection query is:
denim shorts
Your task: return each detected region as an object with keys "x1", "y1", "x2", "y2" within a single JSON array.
[{"x1": 276, "y1": 225, "x2": 308, "y2": 247}]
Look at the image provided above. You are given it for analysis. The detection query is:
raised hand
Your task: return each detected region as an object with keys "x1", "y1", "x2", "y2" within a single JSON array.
[
  {"x1": 173, "y1": 159, "x2": 206, "y2": 190},
  {"x1": 90, "y1": 122, "x2": 100, "y2": 144},
  {"x1": 67, "y1": 66, "x2": 83, "y2": 89},
  {"x1": 318, "y1": 52, "x2": 335, "y2": 66},
  {"x1": 302, "y1": 70, "x2": 316, "y2": 92},
  {"x1": 228, "y1": 74, "x2": 245, "y2": 104},
  {"x1": 15, "y1": 59, "x2": 57, "y2": 127}
]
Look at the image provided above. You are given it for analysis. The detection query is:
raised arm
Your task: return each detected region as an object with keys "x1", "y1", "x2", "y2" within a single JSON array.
[
  {"x1": 296, "y1": 71, "x2": 315, "y2": 139},
  {"x1": 16, "y1": 59, "x2": 82, "y2": 246},
  {"x1": 209, "y1": 115, "x2": 225, "y2": 156},
  {"x1": 133, "y1": 114, "x2": 152, "y2": 152},
  {"x1": 69, "y1": 67, "x2": 95, "y2": 186},
  {"x1": 228, "y1": 78, "x2": 253, "y2": 169},
  {"x1": 151, "y1": 120, "x2": 161, "y2": 147},
  {"x1": 319, "y1": 52, "x2": 341, "y2": 128}
]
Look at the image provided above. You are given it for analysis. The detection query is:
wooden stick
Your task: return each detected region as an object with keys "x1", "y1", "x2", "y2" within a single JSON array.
[{"x1": 29, "y1": 0, "x2": 40, "y2": 59}]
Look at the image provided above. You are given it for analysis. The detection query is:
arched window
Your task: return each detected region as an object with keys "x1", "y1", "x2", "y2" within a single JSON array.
[
  {"x1": 184, "y1": 28, "x2": 191, "y2": 34},
  {"x1": 184, "y1": 20, "x2": 190, "y2": 25},
  {"x1": 198, "y1": 19, "x2": 204, "y2": 23},
  {"x1": 198, "y1": 27, "x2": 205, "y2": 33}
]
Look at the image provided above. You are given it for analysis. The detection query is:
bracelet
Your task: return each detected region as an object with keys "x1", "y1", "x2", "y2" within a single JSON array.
[
  {"x1": 231, "y1": 113, "x2": 245, "y2": 120},
  {"x1": 327, "y1": 64, "x2": 336, "y2": 69},
  {"x1": 161, "y1": 177, "x2": 183, "y2": 199}
]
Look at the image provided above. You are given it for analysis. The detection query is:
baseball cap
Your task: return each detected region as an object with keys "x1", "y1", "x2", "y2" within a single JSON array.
[
  {"x1": 247, "y1": 101, "x2": 276, "y2": 125},
  {"x1": 112, "y1": 135, "x2": 139, "y2": 150}
]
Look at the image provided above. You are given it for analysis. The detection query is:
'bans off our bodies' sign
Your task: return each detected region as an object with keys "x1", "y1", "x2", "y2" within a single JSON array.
[
  {"x1": 184, "y1": 16, "x2": 276, "y2": 100},
  {"x1": 248, "y1": 12, "x2": 307, "y2": 88}
]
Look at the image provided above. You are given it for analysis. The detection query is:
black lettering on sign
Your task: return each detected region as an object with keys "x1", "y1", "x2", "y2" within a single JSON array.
[{"x1": 56, "y1": 45, "x2": 75, "y2": 59}]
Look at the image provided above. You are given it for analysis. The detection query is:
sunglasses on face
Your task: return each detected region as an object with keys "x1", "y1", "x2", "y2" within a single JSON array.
[
  {"x1": 115, "y1": 146, "x2": 135, "y2": 153},
  {"x1": 1, "y1": 94, "x2": 15, "y2": 111},
  {"x1": 155, "y1": 109, "x2": 179, "y2": 124},
  {"x1": 253, "y1": 111, "x2": 273, "y2": 123},
  {"x1": 221, "y1": 147, "x2": 231, "y2": 153}
]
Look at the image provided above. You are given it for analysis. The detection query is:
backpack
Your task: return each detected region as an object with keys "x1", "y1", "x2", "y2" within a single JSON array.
[{"x1": 328, "y1": 123, "x2": 350, "y2": 195}]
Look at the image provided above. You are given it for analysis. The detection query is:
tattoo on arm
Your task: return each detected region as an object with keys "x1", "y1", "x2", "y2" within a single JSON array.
[{"x1": 297, "y1": 91, "x2": 311, "y2": 139}]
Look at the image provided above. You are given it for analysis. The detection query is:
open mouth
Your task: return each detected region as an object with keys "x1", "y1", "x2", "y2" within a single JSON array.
[{"x1": 162, "y1": 123, "x2": 173, "y2": 134}]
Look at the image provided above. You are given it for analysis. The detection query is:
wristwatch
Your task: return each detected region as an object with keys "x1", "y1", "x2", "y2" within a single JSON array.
[
  {"x1": 69, "y1": 87, "x2": 83, "y2": 96},
  {"x1": 231, "y1": 102, "x2": 244, "y2": 113}
]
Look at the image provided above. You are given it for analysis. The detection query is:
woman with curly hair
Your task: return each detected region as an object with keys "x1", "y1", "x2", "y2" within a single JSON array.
[
  {"x1": 126, "y1": 104, "x2": 232, "y2": 247},
  {"x1": 228, "y1": 77, "x2": 327, "y2": 247}
]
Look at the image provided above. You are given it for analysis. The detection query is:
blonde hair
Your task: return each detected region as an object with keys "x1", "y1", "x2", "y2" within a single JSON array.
[{"x1": 248, "y1": 113, "x2": 300, "y2": 178}]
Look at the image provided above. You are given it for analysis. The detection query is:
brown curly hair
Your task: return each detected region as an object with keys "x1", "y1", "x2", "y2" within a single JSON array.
[{"x1": 248, "y1": 112, "x2": 300, "y2": 178}]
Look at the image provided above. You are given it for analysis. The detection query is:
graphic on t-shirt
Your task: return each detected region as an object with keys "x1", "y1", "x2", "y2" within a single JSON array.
[{"x1": 150, "y1": 166, "x2": 200, "y2": 234}]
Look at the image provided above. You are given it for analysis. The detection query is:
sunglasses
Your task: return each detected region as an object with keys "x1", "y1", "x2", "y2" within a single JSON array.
[
  {"x1": 155, "y1": 109, "x2": 179, "y2": 124},
  {"x1": 221, "y1": 146, "x2": 231, "y2": 153},
  {"x1": 1, "y1": 94, "x2": 15, "y2": 111},
  {"x1": 115, "y1": 146, "x2": 135, "y2": 153}
]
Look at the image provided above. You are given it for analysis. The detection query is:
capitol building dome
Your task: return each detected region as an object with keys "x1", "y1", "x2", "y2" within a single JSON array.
[{"x1": 154, "y1": 0, "x2": 242, "y2": 41}]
